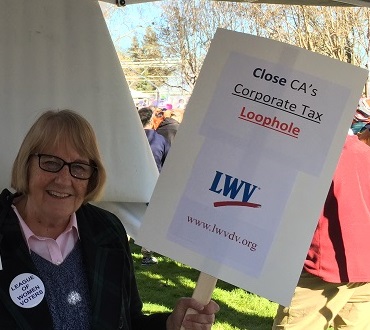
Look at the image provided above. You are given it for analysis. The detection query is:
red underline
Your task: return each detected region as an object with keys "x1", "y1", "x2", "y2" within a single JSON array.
[
  {"x1": 238, "y1": 116, "x2": 298, "y2": 139},
  {"x1": 214, "y1": 201, "x2": 261, "y2": 208}
]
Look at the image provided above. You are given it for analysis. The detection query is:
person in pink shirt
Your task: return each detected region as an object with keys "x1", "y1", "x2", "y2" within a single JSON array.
[
  {"x1": 0, "y1": 109, "x2": 219, "y2": 330},
  {"x1": 272, "y1": 124, "x2": 370, "y2": 330}
]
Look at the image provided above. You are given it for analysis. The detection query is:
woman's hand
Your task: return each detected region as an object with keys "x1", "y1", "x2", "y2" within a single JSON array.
[{"x1": 166, "y1": 298, "x2": 220, "y2": 330}]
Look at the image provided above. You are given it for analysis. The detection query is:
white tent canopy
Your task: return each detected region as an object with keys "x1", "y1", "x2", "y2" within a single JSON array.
[
  {"x1": 0, "y1": 0, "x2": 159, "y2": 238},
  {"x1": 100, "y1": 0, "x2": 370, "y2": 7}
]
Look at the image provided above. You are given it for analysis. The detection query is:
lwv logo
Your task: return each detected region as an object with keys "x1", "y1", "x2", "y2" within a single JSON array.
[{"x1": 209, "y1": 171, "x2": 261, "y2": 208}]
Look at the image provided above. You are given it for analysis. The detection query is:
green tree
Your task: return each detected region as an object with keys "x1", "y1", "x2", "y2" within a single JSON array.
[
  {"x1": 127, "y1": 35, "x2": 143, "y2": 61},
  {"x1": 142, "y1": 26, "x2": 162, "y2": 59},
  {"x1": 124, "y1": 26, "x2": 175, "y2": 93}
]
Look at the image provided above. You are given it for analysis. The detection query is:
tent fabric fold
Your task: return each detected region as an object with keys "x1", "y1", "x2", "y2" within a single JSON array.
[{"x1": 0, "y1": 0, "x2": 159, "y2": 238}]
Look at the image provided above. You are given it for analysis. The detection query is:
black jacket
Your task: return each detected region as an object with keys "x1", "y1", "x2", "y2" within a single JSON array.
[
  {"x1": 156, "y1": 118, "x2": 179, "y2": 147},
  {"x1": 0, "y1": 189, "x2": 169, "y2": 329}
]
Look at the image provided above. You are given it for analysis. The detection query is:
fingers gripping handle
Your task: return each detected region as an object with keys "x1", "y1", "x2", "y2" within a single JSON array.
[{"x1": 180, "y1": 272, "x2": 218, "y2": 330}]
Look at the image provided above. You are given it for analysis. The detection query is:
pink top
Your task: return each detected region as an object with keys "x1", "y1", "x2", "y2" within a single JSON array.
[
  {"x1": 304, "y1": 135, "x2": 370, "y2": 282},
  {"x1": 12, "y1": 205, "x2": 79, "y2": 265}
]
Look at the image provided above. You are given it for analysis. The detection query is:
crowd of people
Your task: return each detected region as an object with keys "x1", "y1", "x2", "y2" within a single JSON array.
[
  {"x1": 137, "y1": 106, "x2": 184, "y2": 167},
  {"x1": 137, "y1": 106, "x2": 184, "y2": 265},
  {"x1": 135, "y1": 97, "x2": 187, "y2": 112}
]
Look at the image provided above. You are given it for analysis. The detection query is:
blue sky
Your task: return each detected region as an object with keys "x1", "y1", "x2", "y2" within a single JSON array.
[{"x1": 100, "y1": 1, "x2": 162, "y2": 51}]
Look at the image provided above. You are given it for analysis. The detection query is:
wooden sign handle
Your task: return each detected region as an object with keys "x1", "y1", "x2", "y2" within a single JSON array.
[{"x1": 180, "y1": 272, "x2": 218, "y2": 330}]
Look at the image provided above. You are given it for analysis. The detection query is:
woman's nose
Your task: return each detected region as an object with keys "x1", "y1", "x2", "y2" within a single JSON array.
[{"x1": 54, "y1": 164, "x2": 72, "y2": 182}]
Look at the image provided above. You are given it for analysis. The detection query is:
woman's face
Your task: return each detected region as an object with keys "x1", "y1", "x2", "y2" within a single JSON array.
[{"x1": 26, "y1": 143, "x2": 89, "y2": 222}]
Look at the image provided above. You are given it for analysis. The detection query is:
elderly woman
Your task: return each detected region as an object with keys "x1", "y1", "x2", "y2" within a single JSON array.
[{"x1": 0, "y1": 109, "x2": 218, "y2": 330}]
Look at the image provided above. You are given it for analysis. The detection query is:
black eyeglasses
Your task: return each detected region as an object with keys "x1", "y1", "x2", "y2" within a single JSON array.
[{"x1": 33, "y1": 153, "x2": 97, "y2": 180}]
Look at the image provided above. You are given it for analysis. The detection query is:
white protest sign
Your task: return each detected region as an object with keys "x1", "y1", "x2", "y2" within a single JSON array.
[{"x1": 136, "y1": 28, "x2": 368, "y2": 305}]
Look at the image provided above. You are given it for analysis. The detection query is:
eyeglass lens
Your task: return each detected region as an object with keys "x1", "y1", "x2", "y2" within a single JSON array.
[{"x1": 37, "y1": 154, "x2": 95, "y2": 179}]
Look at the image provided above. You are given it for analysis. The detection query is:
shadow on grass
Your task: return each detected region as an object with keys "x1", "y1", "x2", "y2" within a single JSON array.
[{"x1": 130, "y1": 241, "x2": 275, "y2": 330}]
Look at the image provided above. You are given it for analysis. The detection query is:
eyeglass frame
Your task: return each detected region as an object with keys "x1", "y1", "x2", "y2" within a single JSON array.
[{"x1": 31, "y1": 153, "x2": 97, "y2": 180}]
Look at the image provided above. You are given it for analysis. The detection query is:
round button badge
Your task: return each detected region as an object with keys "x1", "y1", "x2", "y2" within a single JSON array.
[{"x1": 9, "y1": 273, "x2": 45, "y2": 308}]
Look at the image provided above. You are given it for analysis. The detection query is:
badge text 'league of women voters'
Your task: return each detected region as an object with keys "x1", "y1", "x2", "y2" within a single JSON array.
[{"x1": 136, "y1": 28, "x2": 368, "y2": 306}]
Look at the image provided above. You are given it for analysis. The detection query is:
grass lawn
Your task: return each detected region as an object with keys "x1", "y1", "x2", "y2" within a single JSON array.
[{"x1": 130, "y1": 240, "x2": 278, "y2": 330}]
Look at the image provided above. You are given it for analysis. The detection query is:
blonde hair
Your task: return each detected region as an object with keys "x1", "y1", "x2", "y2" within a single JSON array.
[{"x1": 11, "y1": 109, "x2": 106, "y2": 203}]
